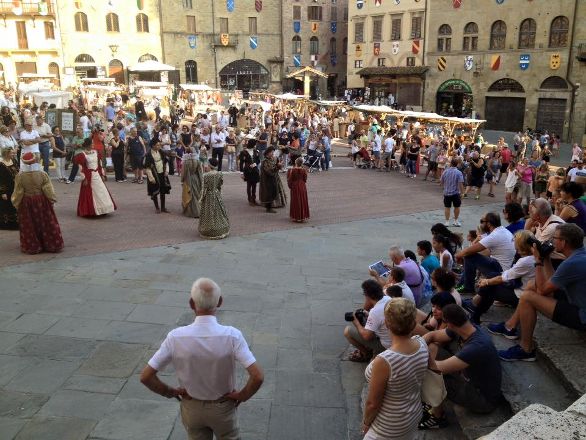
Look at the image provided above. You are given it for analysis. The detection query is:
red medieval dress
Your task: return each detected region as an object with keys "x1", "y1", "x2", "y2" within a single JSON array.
[
  {"x1": 287, "y1": 167, "x2": 310, "y2": 222},
  {"x1": 73, "y1": 150, "x2": 116, "y2": 217},
  {"x1": 11, "y1": 169, "x2": 64, "y2": 254}
]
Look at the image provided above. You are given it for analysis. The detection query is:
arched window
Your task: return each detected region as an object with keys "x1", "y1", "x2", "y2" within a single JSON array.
[
  {"x1": 74, "y1": 12, "x2": 88, "y2": 32},
  {"x1": 490, "y1": 20, "x2": 506, "y2": 50},
  {"x1": 310, "y1": 36, "x2": 319, "y2": 55},
  {"x1": 330, "y1": 37, "x2": 337, "y2": 55},
  {"x1": 518, "y1": 18, "x2": 536, "y2": 49},
  {"x1": 185, "y1": 60, "x2": 197, "y2": 83},
  {"x1": 74, "y1": 54, "x2": 95, "y2": 63},
  {"x1": 136, "y1": 13, "x2": 149, "y2": 32},
  {"x1": 108, "y1": 59, "x2": 124, "y2": 84},
  {"x1": 106, "y1": 12, "x2": 119, "y2": 32},
  {"x1": 488, "y1": 78, "x2": 525, "y2": 93},
  {"x1": 540, "y1": 76, "x2": 568, "y2": 89},
  {"x1": 138, "y1": 53, "x2": 158, "y2": 62},
  {"x1": 549, "y1": 16, "x2": 569, "y2": 48},
  {"x1": 292, "y1": 35, "x2": 301, "y2": 54},
  {"x1": 437, "y1": 24, "x2": 452, "y2": 52},
  {"x1": 463, "y1": 22, "x2": 478, "y2": 51},
  {"x1": 343, "y1": 37, "x2": 348, "y2": 55},
  {"x1": 48, "y1": 62, "x2": 60, "y2": 86}
]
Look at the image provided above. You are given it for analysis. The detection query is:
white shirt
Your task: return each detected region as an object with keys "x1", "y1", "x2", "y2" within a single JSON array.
[
  {"x1": 389, "y1": 281, "x2": 415, "y2": 304},
  {"x1": 19, "y1": 129, "x2": 41, "y2": 154},
  {"x1": 479, "y1": 226, "x2": 516, "y2": 270},
  {"x1": 211, "y1": 131, "x2": 226, "y2": 149},
  {"x1": 365, "y1": 296, "x2": 392, "y2": 348},
  {"x1": 149, "y1": 315, "x2": 256, "y2": 400},
  {"x1": 501, "y1": 255, "x2": 536, "y2": 297},
  {"x1": 568, "y1": 167, "x2": 584, "y2": 182},
  {"x1": 35, "y1": 122, "x2": 52, "y2": 140},
  {"x1": 372, "y1": 134, "x2": 382, "y2": 152},
  {"x1": 383, "y1": 138, "x2": 394, "y2": 153},
  {"x1": 79, "y1": 115, "x2": 90, "y2": 131},
  {"x1": 0, "y1": 134, "x2": 18, "y2": 150}
]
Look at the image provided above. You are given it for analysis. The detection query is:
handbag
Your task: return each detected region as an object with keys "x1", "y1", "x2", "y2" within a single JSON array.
[{"x1": 421, "y1": 369, "x2": 447, "y2": 407}]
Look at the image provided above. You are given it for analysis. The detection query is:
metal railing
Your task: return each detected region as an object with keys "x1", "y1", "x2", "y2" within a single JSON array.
[{"x1": 0, "y1": 1, "x2": 56, "y2": 15}]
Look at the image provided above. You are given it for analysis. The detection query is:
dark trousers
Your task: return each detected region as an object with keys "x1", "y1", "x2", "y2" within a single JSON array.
[
  {"x1": 247, "y1": 181, "x2": 257, "y2": 202},
  {"x1": 112, "y1": 152, "x2": 125, "y2": 181},
  {"x1": 68, "y1": 162, "x2": 79, "y2": 182},
  {"x1": 152, "y1": 193, "x2": 166, "y2": 211},
  {"x1": 39, "y1": 142, "x2": 51, "y2": 173},
  {"x1": 474, "y1": 283, "x2": 519, "y2": 321},
  {"x1": 321, "y1": 149, "x2": 331, "y2": 170},
  {"x1": 462, "y1": 254, "x2": 503, "y2": 291},
  {"x1": 212, "y1": 148, "x2": 224, "y2": 171},
  {"x1": 444, "y1": 374, "x2": 499, "y2": 414},
  {"x1": 167, "y1": 153, "x2": 175, "y2": 175}
]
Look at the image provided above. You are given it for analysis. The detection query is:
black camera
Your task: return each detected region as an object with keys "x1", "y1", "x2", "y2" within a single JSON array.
[
  {"x1": 345, "y1": 308, "x2": 367, "y2": 326},
  {"x1": 527, "y1": 236, "x2": 555, "y2": 259}
]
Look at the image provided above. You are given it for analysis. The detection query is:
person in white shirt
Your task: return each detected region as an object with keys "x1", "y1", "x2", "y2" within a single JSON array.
[
  {"x1": 18, "y1": 121, "x2": 42, "y2": 169},
  {"x1": 371, "y1": 130, "x2": 382, "y2": 169},
  {"x1": 381, "y1": 134, "x2": 395, "y2": 171},
  {"x1": 456, "y1": 212, "x2": 516, "y2": 293},
  {"x1": 210, "y1": 126, "x2": 227, "y2": 171},
  {"x1": 141, "y1": 278, "x2": 264, "y2": 440},
  {"x1": 34, "y1": 116, "x2": 53, "y2": 173},
  {"x1": 79, "y1": 111, "x2": 91, "y2": 138},
  {"x1": 344, "y1": 280, "x2": 392, "y2": 362}
]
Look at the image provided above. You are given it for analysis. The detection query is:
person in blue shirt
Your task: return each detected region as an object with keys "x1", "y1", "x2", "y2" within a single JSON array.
[
  {"x1": 417, "y1": 240, "x2": 440, "y2": 275},
  {"x1": 498, "y1": 223, "x2": 586, "y2": 362},
  {"x1": 320, "y1": 131, "x2": 331, "y2": 171},
  {"x1": 503, "y1": 202, "x2": 526, "y2": 235},
  {"x1": 105, "y1": 101, "x2": 115, "y2": 122}
]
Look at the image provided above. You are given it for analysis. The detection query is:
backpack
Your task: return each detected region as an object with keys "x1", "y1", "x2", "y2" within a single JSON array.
[{"x1": 418, "y1": 267, "x2": 434, "y2": 308}]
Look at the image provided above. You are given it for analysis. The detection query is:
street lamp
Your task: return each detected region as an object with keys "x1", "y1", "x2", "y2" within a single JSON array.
[{"x1": 109, "y1": 44, "x2": 119, "y2": 58}]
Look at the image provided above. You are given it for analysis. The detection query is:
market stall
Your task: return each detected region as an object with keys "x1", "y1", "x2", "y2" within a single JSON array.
[
  {"x1": 128, "y1": 60, "x2": 177, "y2": 84},
  {"x1": 30, "y1": 91, "x2": 73, "y2": 108}
]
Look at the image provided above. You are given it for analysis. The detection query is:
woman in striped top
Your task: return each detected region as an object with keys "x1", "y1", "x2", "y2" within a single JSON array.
[{"x1": 363, "y1": 298, "x2": 429, "y2": 440}]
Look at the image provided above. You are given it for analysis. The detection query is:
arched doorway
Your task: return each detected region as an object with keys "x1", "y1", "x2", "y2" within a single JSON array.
[
  {"x1": 185, "y1": 60, "x2": 197, "y2": 83},
  {"x1": 219, "y1": 59, "x2": 269, "y2": 92},
  {"x1": 485, "y1": 78, "x2": 525, "y2": 132},
  {"x1": 48, "y1": 62, "x2": 60, "y2": 86},
  {"x1": 536, "y1": 76, "x2": 569, "y2": 136},
  {"x1": 74, "y1": 53, "x2": 96, "y2": 79},
  {"x1": 436, "y1": 79, "x2": 473, "y2": 116},
  {"x1": 108, "y1": 59, "x2": 124, "y2": 84}
]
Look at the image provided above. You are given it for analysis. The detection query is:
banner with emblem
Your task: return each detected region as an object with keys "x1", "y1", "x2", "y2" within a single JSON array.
[
  {"x1": 437, "y1": 56, "x2": 446, "y2": 71},
  {"x1": 311, "y1": 22, "x2": 319, "y2": 33},
  {"x1": 357, "y1": 0, "x2": 364, "y2": 9},
  {"x1": 188, "y1": 35, "x2": 196, "y2": 49},
  {"x1": 293, "y1": 54, "x2": 301, "y2": 67},
  {"x1": 374, "y1": 43, "x2": 380, "y2": 56},
  {"x1": 293, "y1": 21, "x2": 300, "y2": 33},
  {"x1": 250, "y1": 36, "x2": 258, "y2": 50},
  {"x1": 453, "y1": 0, "x2": 461, "y2": 8},
  {"x1": 255, "y1": 0, "x2": 262, "y2": 12},
  {"x1": 331, "y1": 22, "x2": 337, "y2": 33},
  {"x1": 330, "y1": 54, "x2": 337, "y2": 66},
  {"x1": 227, "y1": 0, "x2": 234, "y2": 12},
  {"x1": 550, "y1": 53, "x2": 561, "y2": 70},
  {"x1": 519, "y1": 54, "x2": 530, "y2": 70},
  {"x1": 412, "y1": 40, "x2": 420, "y2": 55},
  {"x1": 355, "y1": 44, "x2": 363, "y2": 58},
  {"x1": 392, "y1": 42, "x2": 399, "y2": 55},
  {"x1": 490, "y1": 55, "x2": 501, "y2": 71},
  {"x1": 374, "y1": 0, "x2": 382, "y2": 6},
  {"x1": 496, "y1": 0, "x2": 504, "y2": 4},
  {"x1": 393, "y1": 0, "x2": 400, "y2": 4},
  {"x1": 220, "y1": 33, "x2": 229, "y2": 46},
  {"x1": 464, "y1": 55, "x2": 473, "y2": 71}
]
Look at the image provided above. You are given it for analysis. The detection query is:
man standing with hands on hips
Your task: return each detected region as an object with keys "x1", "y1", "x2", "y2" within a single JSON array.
[
  {"x1": 211, "y1": 125, "x2": 227, "y2": 172},
  {"x1": 141, "y1": 278, "x2": 264, "y2": 439}
]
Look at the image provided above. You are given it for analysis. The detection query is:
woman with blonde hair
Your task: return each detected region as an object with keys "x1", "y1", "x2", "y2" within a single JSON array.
[{"x1": 362, "y1": 298, "x2": 429, "y2": 440}]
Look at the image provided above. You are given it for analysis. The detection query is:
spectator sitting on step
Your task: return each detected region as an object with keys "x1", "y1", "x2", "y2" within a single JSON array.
[
  {"x1": 420, "y1": 305, "x2": 503, "y2": 430},
  {"x1": 497, "y1": 224, "x2": 586, "y2": 362},
  {"x1": 416, "y1": 291, "x2": 457, "y2": 334},
  {"x1": 524, "y1": 197, "x2": 565, "y2": 267},
  {"x1": 417, "y1": 240, "x2": 440, "y2": 275},
  {"x1": 369, "y1": 266, "x2": 415, "y2": 304},
  {"x1": 503, "y1": 202, "x2": 526, "y2": 235}
]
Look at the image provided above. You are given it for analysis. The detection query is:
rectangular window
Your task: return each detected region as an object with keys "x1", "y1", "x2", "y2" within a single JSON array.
[
  {"x1": 411, "y1": 16, "x2": 422, "y2": 39},
  {"x1": 354, "y1": 60, "x2": 363, "y2": 68},
  {"x1": 293, "y1": 5, "x2": 301, "y2": 20},
  {"x1": 186, "y1": 15, "x2": 196, "y2": 33},
  {"x1": 372, "y1": 17, "x2": 383, "y2": 42},
  {"x1": 354, "y1": 22, "x2": 364, "y2": 43},
  {"x1": 463, "y1": 36, "x2": 469, "y2": 51},
  {"x1": 471, "y1": 36, "x2": 478, "y2": 50},
  {"x1": 437, "y1": 38, "x2": 444, "y2": 52},
  {"x1": 406, "y1": 57, "x2": 415, "y2": 66},
  {"x1": 220, "y1": 18, "x2": 229, "y2": 34},
  {"x1": 44, "y1": 21, "x2": 55, "y2": 40},
  {"x1": 308, "y1": 6, "x2": 322, "y2": 21},
  {"x1": 16, "y1": 21, "x2": 28, "y2": 49},
  {"x1": 343, "y1": 7, "x2": 348, "y2": 21},
  {"x1": 182, "y1": 0, "x2": 192, "y2": 8},
  {"x1": 249, "y1": 17, "x2": 257, "y2": 35},
  {"x1": 330, "y1": 6, "x2": 337, "y2": 22},
  {"x1": 377, "y1": 58, "x2": 386, "y2": 67},
  {"x1": 391, "y1": 15, "x2": 401, "y2": 40}
]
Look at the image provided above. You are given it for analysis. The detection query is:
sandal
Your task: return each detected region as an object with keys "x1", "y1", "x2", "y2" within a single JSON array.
[{"x1": 348, "y1": 349, "x2": 370, "y2": 363}]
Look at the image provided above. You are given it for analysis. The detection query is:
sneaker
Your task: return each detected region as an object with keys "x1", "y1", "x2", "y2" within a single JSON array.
[
  {"x1": 487, "y1": 322, "x2": 519, "y2": 340},
  {"x1": 443, "y1": 220, "x2": 450, "y2": 226},
  {"x1": 474, "y1": 195, "x2": 480, "y2": 200},
  {"x1": 418, "y1": 412, "x2": 448, "y2": 430},
  {"x1": 65, "y1": 180, "x2": 73, "y2": 184},
  {"x1": 452, "y1": 220, "x2": 462, "y2": 227},
  {"x1": 498, "y1": 344, "x2": 536, "y2": 362}
]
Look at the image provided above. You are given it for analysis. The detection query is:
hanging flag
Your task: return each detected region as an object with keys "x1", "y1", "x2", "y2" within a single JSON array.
[
  {"x1": 220, "y1": 33, "x2": 230, "y2": 46},
  {"x1": 519, "y1": 54, "x2": 530, "y2": 70},
  {"x1": 250, "y1": 36, "x2": 258, "y2": 50},
  {"x1": 550, "y1": 53, "x2": 561, "y2": 70},
  {"x1": 496, "y1": 0, "x2": 504, "y2": 4},
  {"x1": 188, "y1": 35, "x2": 196, "y2": 49},
  {"x1": 255, "y1": 0, "x2": 262, "y2": 12},
  {"x1": 331, "y1": 22, "x2": 337, "y2": 33},
  {"x1": 464, "y1": 55, "x2": 474, "y2": 71},
  {"x1": 227, "y1": 0, "x2": 234, "y2": 12},
  {"x1": 357, "y1": 0, "x2": 364, "y2": 9},
  {"x1": 293, "y1": 54, "x2": 301, "y2": 67},
  {"x1": 394, "y1": 0, "x2": 401, "y2": 4},
  {"x1": 453, "y1": 0, "x2": 462, "y2": 8},
  {"x1": 293, "y1": 22, "x2": 300, "y2": 33},
  {"x1": 412, "y1": 40, "x2": 420, "y2": 54},
  {"x1": 38, "y1": 1, "x2": 48, "y2": 15},
  {"x1": 74, "y1": 0, "x2": 83, "y2": 8},
  {"x1": 490, "y1": 55, "x2": 501, "y2": 70},
  {"x1": 137, "y1": 0, "x2": 144, "y2": 9},
  {"x1": 330, "y1": 54, "x2": 337, "y2": 66},
  {"x1": 437, "y1": 56, "x2": 447, "y2": 71},
  {"x1": 311, "y1": 22, "x2": 319, "y2": 33},
  {"x1": 374, "y1": 0, "x2": 382, "y2": 6},
  {"x1": 355, "y1": 44, "x2": 362, "y2": 58},
  {"x1": 374, "y1": 43, "x2": 380, "y2": 56},
  {"x1": 392, "y1": 42, "x2": 399, "y2": 55}
]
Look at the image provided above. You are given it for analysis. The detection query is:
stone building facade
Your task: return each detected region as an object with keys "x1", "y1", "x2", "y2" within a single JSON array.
[
  {"x1": 346, "y1": 0, "x2": 427, "y2": 108},
  {"x1": 281, "y1": 0, "x2": 348, "y2": 98},
  {"x1": 0, "y1": 1, "x2": 63, "y2": 87},
  {"x1": 567, "y1": 0, "x2": 586, "y2": 144},
  {"x1": 424, "y1": 0, "x2": 581, "y2": 141},
  {"x1": 56, "y1": 0, "x2": 163, "y2": 87},
  {"x1": 159, "y1": 0, "x2": 282, "y2": 93}
]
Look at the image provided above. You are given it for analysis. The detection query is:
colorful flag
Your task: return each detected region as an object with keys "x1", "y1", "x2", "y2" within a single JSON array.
[
  {"x1": 220, "y1": 33, "x2": 230, "y2": 46},
  {"x1": 550, "y1": 53, "x2": 561, "y2": 70},
  {"x1": 519, "y1": 54, "x2": 530, "y2": 70},
  {"x1": 294, "y1": 21, "x2": 300, "y2": 33},
  {"x1": 227, "y1": 0, "x2": 234, "y2": 12},
  {"x1": 188, "y1": 35, "x2": 196, "y2": 49},
  {"x1": 311, "y1": 22, "x2": 319, "y2": 33},
  {"x1": 453, "y1": 0, "x2": 462, "y2": 8},
  {"x1": 355, "y1": 44, "x2": 362, "y2": 58},
  {"x1": 392, "y1": 42, "x2": 399, "y2": 55},
  {"x1": 293, "y1": 54, "x2": 301, "y2": 67},
  {"x1": 437, "y1": 57, "x2": 446, "y2": 71},
  {"x1": 255, "y1": 0, "x2": 262, "y2": 12},
  {"x1": 374, "y1": 43, "x2": 380, "y2": 56},
  {"x1": 374, "y1": 0, "x2": 382, "y2": 6},
  {"x1": 331, "y1": 22, "x2": 337, "y2": 33},
  {"x1": 357, "y1": 0, "x2": 364, "y2": 10},
  {"x1": 412, "y1": 40, "x2": 420, "y2": 55},
  {"x1": 250, "y1": 36, "x2": 258, "y2": 50},
  {"x1": 490, "y1": 55, "x2": 501, "y2": 70},
  {"x1": 464, "y1": 56, "x2": 474, "y2": 71}
]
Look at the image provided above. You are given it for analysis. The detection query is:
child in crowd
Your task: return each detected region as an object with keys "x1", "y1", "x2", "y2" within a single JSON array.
[
  {"x1": 175, "y1": 143, "x2": 185, "y2": 175},
  {"x1": 432, "y1": 234, "x2": 454, "y2": 272},
  {"x1": 416, "y1": 240, "x2": 440, "y2": 275}
]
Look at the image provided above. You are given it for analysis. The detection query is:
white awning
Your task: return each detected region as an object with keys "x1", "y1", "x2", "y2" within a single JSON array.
[
  {"x1": 134, "y1": 81, "x2": 168, "y2": 87},
  {"x1": 180, "y1": 84, "x2": 218, "y2": 91},
  {"x1": 274, "y1": 93, "x2": 303, "y2": 100},
  {"x1": 128, "y1": 60, "x2": 176, "y2": 72},
  {"x1": 80, "y1": 78, "x2": 116, "y2": 83}
]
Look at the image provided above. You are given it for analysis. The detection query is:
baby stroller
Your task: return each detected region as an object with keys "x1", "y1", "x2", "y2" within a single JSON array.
[
  {"x1": 356, "y1": 147, "x2": 374, "y2": 169},
  {"x1": 303, "y1": 150, "x2": 323, "y2": 173}
]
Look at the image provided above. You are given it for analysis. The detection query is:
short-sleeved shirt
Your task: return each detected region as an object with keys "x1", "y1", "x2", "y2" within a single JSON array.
[
  {"x1": 501, "y1": 255, "x2": 536, "y2": 297},
  {"x1": 479, "y1": 226, "x2": 516, "y2": 270},
  {"x1": 149, "y1": 315, "x2": 256, "y2": 400},
  {"x1": 441, "y1": 166, "x2": 464, "y2": 196},
  {"x1": 446, "y1": 325, "x2": 502, "y2": 404},
  {"x1": 365, "y1": 296, "x2": 392, "y2": 348},
  {"x1": 398, "y1": 259, "x2": 423, "y2": 304},
  {"x1": 421, "y1": 254, "x2": 440, "y2": 275},
  {"x1": 551, "y1": 247, "x2": 586, "y2": 323},
  {"x1": 383, "y1": 138, "x2": 394, "y2": 153}
]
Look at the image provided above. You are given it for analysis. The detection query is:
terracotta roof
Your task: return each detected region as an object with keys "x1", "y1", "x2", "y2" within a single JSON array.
[{"x1": 355, "y1": 66, "x2": 429, "y2": 76}]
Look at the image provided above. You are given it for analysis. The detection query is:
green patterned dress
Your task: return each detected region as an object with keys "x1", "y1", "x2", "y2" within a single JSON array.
[{"x1": 198, "y1": 170, "x2": 230, "y2": 240}]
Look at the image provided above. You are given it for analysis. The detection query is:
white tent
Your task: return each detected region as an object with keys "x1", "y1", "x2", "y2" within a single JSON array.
[
  {"x1": 274, "y1": 93, "x2": 303, "y2": 100},
  {"x1": 180, "y1": 84, "x2": 218, "y2": 91},
  {"x1": 128, "y1": 60, "x2": 176, "y2": 72},
  {"x1": 30, "y1": 91, "x2": 73, "y2": 108},
  {"x1": 140, "y1": 88, "x2": 168, "y2": 97},
  {"x1": 135, "y1": 81, "x2": 168, "y2": 87},
  {"x1": 80, "y1": 78, "x2": 116, "y2": 83}
]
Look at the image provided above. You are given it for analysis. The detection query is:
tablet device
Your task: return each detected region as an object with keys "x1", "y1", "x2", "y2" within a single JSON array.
[{"x1": 369, "y1": 261, "x2": 390, "y2": 277}]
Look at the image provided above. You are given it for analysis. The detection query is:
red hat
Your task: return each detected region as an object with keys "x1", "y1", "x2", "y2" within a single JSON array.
[{"x1": 22, "y1": 152, "x2": 34, "y2": 161}]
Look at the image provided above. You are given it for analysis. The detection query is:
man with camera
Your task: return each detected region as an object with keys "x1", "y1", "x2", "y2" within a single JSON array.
[
  {"x1": 498, "y1": 223, "x2": 586, "y2": 362},
  {"x1": 524, "y1": 198, "x2": 565, "y2": 267},
  {"x1": 343, "y1": 280, "x2": 391, "y2": 362}
]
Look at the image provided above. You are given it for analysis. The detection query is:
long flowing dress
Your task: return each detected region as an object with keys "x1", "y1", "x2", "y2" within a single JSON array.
[
  {"x1": 273, "y1": 173, "x2": 288, "y2": 208},
  {"x1": 181, "y1": 155, "x2": 203, "y2": 218},
  {"x1": 198, "y1": 170, "x2": 230, "y2": 239},
  {"x1": 287, "y1": 167, "x2": 310, "y2": 222},
  {"x1": 259, "y1": 157, "x2": 279, "y2": 206},
  {"x1": 0, "y1": 160, "x2": 19, "y2": 229},
  {"x1": 74, "y1": 150, "x2": 116, "y2": 217},
  {"x1": 11, "y1": 170, "x2": 64, "y2": 254}
]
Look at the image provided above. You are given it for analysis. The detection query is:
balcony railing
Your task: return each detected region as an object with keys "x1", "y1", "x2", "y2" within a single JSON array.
[{"x1": 0, "y1": 1, "x2": 56, "y2": 16}]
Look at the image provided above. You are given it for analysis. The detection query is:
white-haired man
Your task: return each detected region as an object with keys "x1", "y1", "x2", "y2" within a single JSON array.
[{"x1": 141, "y1": 278, "x2": 263, "y2": 440}]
